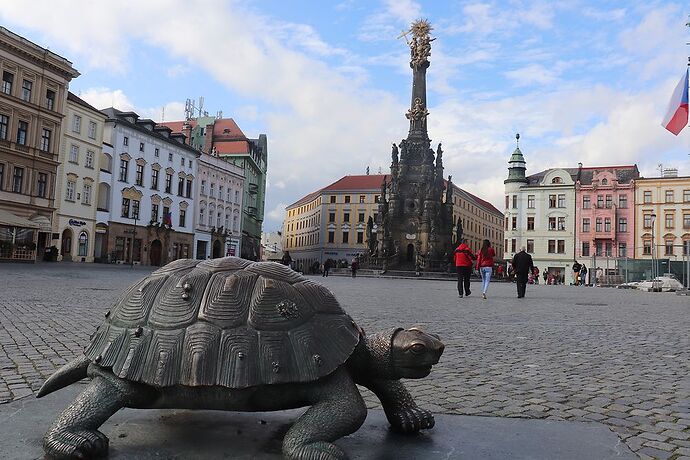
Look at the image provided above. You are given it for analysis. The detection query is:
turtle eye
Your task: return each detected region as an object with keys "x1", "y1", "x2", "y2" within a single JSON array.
[{"x1": 409, "y1": 343, "x2": 426, "y2": 354}]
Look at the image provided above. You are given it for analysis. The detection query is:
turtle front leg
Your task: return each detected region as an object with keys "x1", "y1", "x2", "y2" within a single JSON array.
[
  {"x1": 43, "y1": 376, "x2": 124, "y2": 459},
  {"x1": 283, "y1": 368, "x2": 367, "y2": 460},
  {"x1": 364, "y1": 379, "x2": 434, "y2": 434}
]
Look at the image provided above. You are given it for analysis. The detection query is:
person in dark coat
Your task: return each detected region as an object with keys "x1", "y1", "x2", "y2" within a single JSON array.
[
  {"x1": 280, "y1": 251, "x2": 292, "y2": 267},
  {"x1": 511, "y1": 246, "x2": 535, "y2": 298}
]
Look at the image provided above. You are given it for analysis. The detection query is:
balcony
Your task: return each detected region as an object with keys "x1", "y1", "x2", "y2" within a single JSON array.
[{"x1": 248, "y1": 183, "x2": 259, "y2": 195}]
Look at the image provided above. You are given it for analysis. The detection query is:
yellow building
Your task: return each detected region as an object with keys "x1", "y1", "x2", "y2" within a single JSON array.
[
  {"x1": 634, "y1": 173, "x2": 690, "y2": 260},
  {"x1": 283, "y1": 174, "x2": 504, "y2": 271}
]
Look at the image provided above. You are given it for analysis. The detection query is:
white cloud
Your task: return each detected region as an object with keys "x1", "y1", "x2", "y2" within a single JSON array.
[
  {"x1": 166, "y1": 64, "x2": 189, "y2": 78},
  {"x1": 504, "y1": 63, "x2": 559, "y2": 86},
  {"x1": 267, "y1": 202, "x2": 288, "y2": 223},
  {"x1": 358, "y1": 0, "x2": 422, "y2": 41},
  {"x1": 77, "y1": 88, "x2": 136, "y2": 111}
]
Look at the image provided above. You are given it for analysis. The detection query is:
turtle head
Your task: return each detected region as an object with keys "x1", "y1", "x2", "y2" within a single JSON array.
[{"x1": 390, "y1": 327, "x2": 444, "y2": 379}]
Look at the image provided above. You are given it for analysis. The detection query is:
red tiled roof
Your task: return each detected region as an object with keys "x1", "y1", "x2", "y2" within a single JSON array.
[
  {"x1": 460, "y1": 188, "x2": 502, "y2": 215},
  {"x1": 322, "y1": 174, "x2": 390, "y2": 191},
  {"x1": 212, "y1": 118, "x2": 246, "y2": 139},
  {"x1": 158, "y1": 120, "x2": 197, "y2": 133},
  {"x1": 215, "y1": 140, "x2": 250, "y2": 155}
]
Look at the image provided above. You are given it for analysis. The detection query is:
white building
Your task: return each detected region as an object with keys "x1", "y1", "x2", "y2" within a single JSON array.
[
  {"x1": 503, "y1": 139, "x2": 577, "y2": 282},
  {"x1": 194, "y1": 148, "x2": 244, "y2": 259},
  {"x1": 53, "y1": 92, "x2": 106, "y2": 262},
  {"x1": 95, "y1": 108, "x2": 199, "y2": 265},
  {"x1": 261, "y1": 231, "x2": 284, "y2": 261}
]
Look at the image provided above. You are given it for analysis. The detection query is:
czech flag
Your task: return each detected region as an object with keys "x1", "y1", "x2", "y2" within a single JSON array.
[{"x1": 662, "y1": 69, "x2": 689, "y2": 135}]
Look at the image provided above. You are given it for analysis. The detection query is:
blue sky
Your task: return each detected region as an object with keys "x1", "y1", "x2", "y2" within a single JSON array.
[{"x1": 1, "y1": 0, "x2": 688, "y2": 231}]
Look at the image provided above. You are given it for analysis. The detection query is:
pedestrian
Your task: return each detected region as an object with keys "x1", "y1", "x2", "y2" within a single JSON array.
[
  {"x1": 280, "y1": 251, "x2": 292, "y2": 267},
  {"x1": 497, "y1": 264, "x2": 504, "y2": 279},
  {"x1": 322, "y1": 259, "x2": 331, "y2": 277},
  {"x1": 511, "y1": 246, "x2": 535, "y2": 298},
  {"x1": 572, "y1": 260, "x2": 581, "y2": 286},
  {"x1": 454, "y1": 238, "x2": 475, "y2": 297},
  {"x1": 476, "y1": 239, "x2": 495, "y2": 299},
  {"x1": 543, "y1": 269, "x2": 548, "y2": 284},
  {"x1": 351, "y1": 258, "x2": 359, "y2": 278},
  {"x1": 579, "y1": 264, "x2": 587, "y2": 286},
  {"x1": 532, "y1": 267, "x2": 539, "y2": 285}
]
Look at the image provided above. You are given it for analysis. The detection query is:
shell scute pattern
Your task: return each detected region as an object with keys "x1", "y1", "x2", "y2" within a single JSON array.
[
  {"x1": 248, "y1": 277, "x2": 314, "y2": 331},
  {"x1": 198, "y1": 270, "x2": 257, "y2": 328},
  {"x1": 293, "y1": 280, "x2": 345, "y2": 315},
  {"x1": 245, "y1": 261, "x2": 306, "y2": 284},
  {"x1": 151, "y1": 258, "x2": 200, "y2": 275},
  {"x1": 148, "y1": 267, "x2": 212, "y2": 330},
  {"x1": 197, "y1": 256, "x2": 252, "y2": 272},
  {"x1": 110, "y1": 275, "x2": 168, "y2": 328},
  {"x1": 217, "y1": 326, "x2": 259, "y2": 388},
  {"x1": 179, "y1": 322, "x2": 222, "y2": 386}
]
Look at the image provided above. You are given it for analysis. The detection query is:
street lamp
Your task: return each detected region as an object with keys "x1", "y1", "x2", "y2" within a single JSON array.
[
  {"x1": 130, "y1": 214, "x2": 138, "y2": 268},
  {"x1": 650, "y1": 213, "x2": 657, "y2": 291}
]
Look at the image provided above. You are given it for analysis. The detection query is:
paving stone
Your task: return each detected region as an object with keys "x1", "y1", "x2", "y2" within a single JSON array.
[
  {"x1": 636, "y1": 447, "x2": 673, "y2": 459},
  {"x1": 642, "y1": 440, "x2": 676, "y2": 452}
]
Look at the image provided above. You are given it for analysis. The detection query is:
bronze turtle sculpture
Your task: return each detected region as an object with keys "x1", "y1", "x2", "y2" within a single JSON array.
[{"x1": 38, "y1": 257, "x2": 444, "y2": 459}]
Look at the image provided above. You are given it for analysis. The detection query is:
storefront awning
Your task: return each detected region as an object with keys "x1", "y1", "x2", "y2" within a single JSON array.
[
  {"x1": 30, "y1": 215, "x2": 52, "y2": 232},
  {"x1": 0, "y1": 209, "x2": 39, "y2": 229}
]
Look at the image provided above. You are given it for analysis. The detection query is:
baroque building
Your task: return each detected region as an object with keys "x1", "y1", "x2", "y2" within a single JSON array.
[
  {"x1": 0, "y1": 27, "x2": 79, "y2": 262},
  {"x1": 378, "y1": 20, "x2": 453, "y2": 270}
]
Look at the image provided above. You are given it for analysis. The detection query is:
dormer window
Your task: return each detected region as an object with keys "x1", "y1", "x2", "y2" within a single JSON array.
[
  {"x1": 551, "y1": 177, "x2": 563, "y2": 184},
  {"x1": 601, "y1": 178, "x2": 608, "y2": 185}
]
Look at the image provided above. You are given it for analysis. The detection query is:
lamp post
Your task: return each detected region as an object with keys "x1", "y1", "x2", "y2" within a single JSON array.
[
  {"x1": 650, "y1": 213, "x2": 657, "y2": 291},
  {"x1": 130, "y1": 214, "x2": 138, "y2": 268}
]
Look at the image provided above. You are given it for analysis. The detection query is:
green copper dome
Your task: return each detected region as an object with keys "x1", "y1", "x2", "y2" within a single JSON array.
[{"x1": 505, "y1": 134, "x2": 528, "y2": 184}]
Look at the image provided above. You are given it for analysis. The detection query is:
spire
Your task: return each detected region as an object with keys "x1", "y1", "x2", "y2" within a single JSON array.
[
  {"x1": 505, "y1": 133, "x2": 528, "y2": 184},
  {"x1": 403, "y1": 19, "x2": 434, "y2": 140}
]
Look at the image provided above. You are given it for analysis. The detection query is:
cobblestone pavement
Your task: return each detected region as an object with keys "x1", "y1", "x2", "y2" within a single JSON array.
[{"x1": 1, "y1": 264, "x2": 688, "y2": 459}]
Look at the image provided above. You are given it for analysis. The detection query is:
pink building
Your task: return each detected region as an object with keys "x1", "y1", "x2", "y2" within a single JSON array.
[{"x1": 575, "y1": 166, "x2": 639, "y2": 263}]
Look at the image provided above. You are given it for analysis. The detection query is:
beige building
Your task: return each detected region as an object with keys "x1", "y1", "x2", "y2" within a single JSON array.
[
  {"x1": 0, "y1": 27, "x2": 79, "y2": 261},
  {"x1": 634, "y1": 173, "x2": 690, "y2": 261},
  {"x1": 451, "y1": 186, "x2": 505, "y2": 259},
  {"x1": 53, "y1": 92, "x2": 106, "y2": 262}
]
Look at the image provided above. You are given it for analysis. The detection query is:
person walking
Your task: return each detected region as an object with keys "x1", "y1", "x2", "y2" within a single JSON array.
[
  {"x1": 579, "y1": 264, "x2": 587, "y2": 286},
  {"x1": 512, "y1": 246, "x2": 535, "y2": 298},
  {"x1": 280, "y1": 251, "x2": 293, "y2": 267},
  {"x1": 454, "y1": 238, "x2": 475, "y2": 297},
  {"x1": 476, "y1": 239, "x2": 495, "y2": 299},
  {"x1": 322, "y1": 259, "x2": 331, "y2": 277},
  {"x1": 350, "y1": 258, "x2": 359, "y2": 278}
]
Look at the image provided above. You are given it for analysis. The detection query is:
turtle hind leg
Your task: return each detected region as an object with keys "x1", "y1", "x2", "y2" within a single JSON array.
[
  {"x1": 282, "y1": 368, "x2": 367, "y2": 460},
  {"x1": 43, "y1": 375, "x2": 125, "y2": 459}
]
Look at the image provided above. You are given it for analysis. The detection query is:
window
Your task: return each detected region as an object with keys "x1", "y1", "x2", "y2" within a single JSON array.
[
  {"x1": 0, "y1": 114, "x2": 7, "y2": 140},
  {"x1": 328, "y1": 231, "x2": 335, "y2": 243},
  {"x1": 139, "y1": 142, "x2": 145, "y2": 152},
  {"x1": 357, "y1": 231, "x2": 364, "y2": 244},
  {"x1": 154, "y1": 148, "x2": 159, "y2": 158},
  {"x1": 601, "y1": 178, "x2": 608, "y2": 185},
  {"x1": 218, "y1": 186, "x2": 224, "y2": 200},
  {"x1": 151, "y1": 169, "x2": 159, "y2": 190},
  {"x1": 69, "y1": 145, "x2": 79, "y2": 163},
  {"x1": 151, "y1": 204, "x2": 159, "y2": 222},
  {"x1": 357, "y1": 195, "x2": 366, "y2": 204},
  {"x1": 558, "y1": 217, "x2": 566, "y2": 230},
  {"x1": 643, "y1": 214, "x2": 653, "y2": 229},
  {"x1": 685, "y1": 240, "x2": 690, "y2": 256},
  {"x1": 596, "y1": 195, "x2": 603, "y2": 208},
  {"x1": 527, "y1": 195, "x2": 535, "y2": 208},
  {"x1": 72, "y1": 115, "x2": 81, "y2": 133},
  {"x1": 358, "y1": 212, "x2": 365, "y2": 222},
  {"x1": 618, "y1": 243, "x2": 627, "y2": 258},
  {"x1": 344, "y1": 195, "x2": 351, "y2": 204},
  {"x1": 552, "y1": 176, "x2": 563, "y2": 184},
  {"x1": 123, "y1": 136, "x2": 129, "y2": 146},
  {"x1": 45, "y1": 89, "x2": 55, "y2": 110},
  {"x1": 374, "y1": 195, "x2": 380, "y2": 203},
  {"x1": 342, "y1": 231, "x2": 349, "y2": 244},
  {"x1": 526, "y1": 239, "x2": 534, "y2": 253},
  {"x1": 505, "y1": 196, "x2": 509, "y2": 209},
  {"x1": 88, "y1": 121, "x2": 97, "y2": 139},
  {"x1": 643, "y1": 240, "x2": 652, "y2": 255},
  {"x1": 168, "y1": 153, "x2": 173, "y2": 162},
  {"x1": 163, "y1": 207, "x2": 170, "y2": 225},
  {"x1": 605, "y1": 241, "x2": 612, "y2": 257},
  {"x1": 16, "y1": 120, "x2": 28, "y2": 145},
  {"x1": 557, "y1": 240, "x2": 565, "y2": 253},
  {"x1": 2, "y1": 71, "x2": 13, "y2": 94},
  {"x1": 582, "y1": 218, "x2": 590, "y2": 232},
  {"x1": 344, "y1": 212, "x2": 350, "y2": 222},
  {"x1": 82, "y1": 183, "x2": 92, "y2": 205},
  {"x1": 198, "y1": 207, "x2": 204, "y2": 225},
  {"x1": 210, "y1": 183, "x2": 215, "y2": 198},
  {"x1": 557, "y1": 194, "x2": 565, "y2": 208},
  {"x1": 65, "y1": 180, "x2": 76, "y2": 201},
  {"x1": 643, "y1": 191, "x2": 651, "y2": 203},
  {"x1": 684, "y1": 190, "x2": 690, "y2": 202},
  {"x1": 604, "y1": 218, "x2": 611, "y2": 232},
  {"x1": 186, "y1": 179, "x2": 192, "y2": 198},
  {"x1": 37, "y1": 172, "x2": 47, "y2": 197},
  {"x1": 526, "y1": 216, "x2": 534, "y2": 230},
  {"x1": 595, "y1": 218, "x2": 602, "y2": 232},
  {"x1": 595, "y1": 241, "x2": 603, "y2": 256},
  {"x1": 135, "y1": 164, "x2": 144, "y2": 186},
  {"x1": 119, "y1": 159, "x2": 129, "y2": 182},
  {"x1": 201, "y1": 180, "x2": 206, "y2": 195},
  {"x1": 21, "y1": 80, "x2": 32, "y2": 102},
  {"x1": 548, "y1": 195, "x2": 556, "y2": 208},
  {"x1": 40, "y1": 128, "x2": 51, "y2": 152},
  {"x1": 582, "y1": 242, "x2": 590, "y2": 257},
  {"x1": 605, "y1": 195, "x2": 612, "y2": 208},
  {"x1": 684, "y1": 213, "x2": 690, "y2": 229},
  {"x1": 330, "y1": 195, "x2": 336, "y2": 204},
  {"x1": 619, "y1": 194, "x2": 628, "y2": 208},
  {"x1": 665, "y1": 240, "x2": 674, "y2": 255},
  {"x1": 665, "y1": 214, "x2": 674, "y2": 229},
  {"x1": 512, "y1": 195, "x2": 517, "y2": 208},
  {"x1": 226, "y1": 187, "x2": 231, "y2": 202},
  {"x1": 180, "y1": 157, "x2": 185, "y2": 167},
  {"x1": 12, "y1": 167, "x2": 23, "y2": 193},
  {"x1": 618, "y1": 218, "x2": 627, "y2": 232},
  {"x1": 548, "y1": 217, "x2": 556, "y2": 230},
  {"x1": 329, "y1": 212, "x2": 335, "y2": 222},
  {"x1": 511, "y1": 216, "x2": 517, "y2": 230},
  {"x1": 505, "y1": 217, "x2": 509, "y2": 230},
  {"x1": 582, "y1": 195, "x2": 591, "y2": 209},
  {"x1": 178, "y1": 177, "x2": 184, "y2": 196},
  {"x1": 131, "y1": 200, "x2": 140, "y2": 219},
  {"x1": 548, "y1": 240, "x2": 556, "y2": 253},
  {"x1": 235, "y1": 190, "x2": 240, "y2": 203},
  {"x1": 165, "y1": 173, "x2": 172, "y2": 193},
  {"x1": 511, "y1": 239, "x2": 516, "y2": 253},
  {"x1": 179, "y1": 209, "x2": 186, "y2": 227},
  {"x1": 665, "y1": 190, "x2": 674, "y2": 203}
]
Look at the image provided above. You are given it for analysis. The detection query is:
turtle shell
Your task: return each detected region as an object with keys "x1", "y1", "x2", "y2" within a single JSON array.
[{"x1": 84, "y1": 257, "x2": 360, "y2": 389}]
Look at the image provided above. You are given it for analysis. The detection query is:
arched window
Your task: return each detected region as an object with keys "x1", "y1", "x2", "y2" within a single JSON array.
[
  {"x1": 551, "y1": 177, "x2": 563, "y2": 184},
  {"x1": 601, "y1": 178, "x2": 608, "y2": 185},
  {"x1": 78, "y1": 231, "x2": 88, "y2": 257}
]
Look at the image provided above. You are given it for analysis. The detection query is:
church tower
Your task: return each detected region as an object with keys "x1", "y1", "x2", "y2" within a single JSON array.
[{"x1": 378, "y1": 19, "x2": 453, "y2": 270}]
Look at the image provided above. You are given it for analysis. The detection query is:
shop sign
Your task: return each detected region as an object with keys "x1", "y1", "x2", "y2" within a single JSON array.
[{"x1": 69, "y1": 219, "x2": 87, "y2": 227}]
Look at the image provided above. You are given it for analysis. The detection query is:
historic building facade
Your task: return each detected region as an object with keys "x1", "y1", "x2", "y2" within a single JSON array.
[
  {"x1": 53, "y1": 92, "x2": 106, "y2": 262},
  {"x1": 503, "y1": 138, "x2": 577, "y2": 281},
  {"x1": 575, "y1": 166, "x2": 639, "y2": 266},
  {"x1": 96, "y1": 109, "x2": 199, "y2": 265},
  {"x1": 378, "y1": 20, "x2": 453, "y2": 270},
  {"x1": 450, "y1": 186, "x2": 504, "y2": 259},
  {"x1": 634, "y1": 173, "x2": 690, "y2": 261},
  {"x1": 194, "y1": 151, "x2": 244, "y2": 259},
  {"x1": 0, "y1": 27, "x2": 79, "y2": 261},
  {"x1": 163, "y1": 117, "x2": 267, "y2": 261}
]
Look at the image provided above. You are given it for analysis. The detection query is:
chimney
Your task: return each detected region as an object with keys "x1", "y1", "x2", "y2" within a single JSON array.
[
  {"x1": 182, "y1": 121, "x2": 192, "y2": 145},
  {"x1": 204, "y1": 123, "x2": 214, "y2": 154}
]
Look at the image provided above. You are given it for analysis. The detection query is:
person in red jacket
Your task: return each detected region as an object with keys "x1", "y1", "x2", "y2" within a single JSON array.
[
  {"x1": 476, "y1": 239, "x2": 496, "y2": 299},
  {"x1": 454, "y1": 238, "x2": 475, "y2": 297}
]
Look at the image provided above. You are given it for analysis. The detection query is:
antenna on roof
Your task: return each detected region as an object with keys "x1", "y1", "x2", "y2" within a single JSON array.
[
  {"x1": 161, "y1": 106, "x2": 165, "y2": 122},
  {"x1": 366, "y1": 166, "x2": 370, "y2": 175},
  {"x1": 217, "y1": 110, "x2": 222, "y2": 119}
]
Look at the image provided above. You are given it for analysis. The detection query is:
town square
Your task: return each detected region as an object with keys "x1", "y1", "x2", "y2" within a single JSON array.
[{"x1": 0, "y1": 1, "x2": 689, "y2": 459}]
